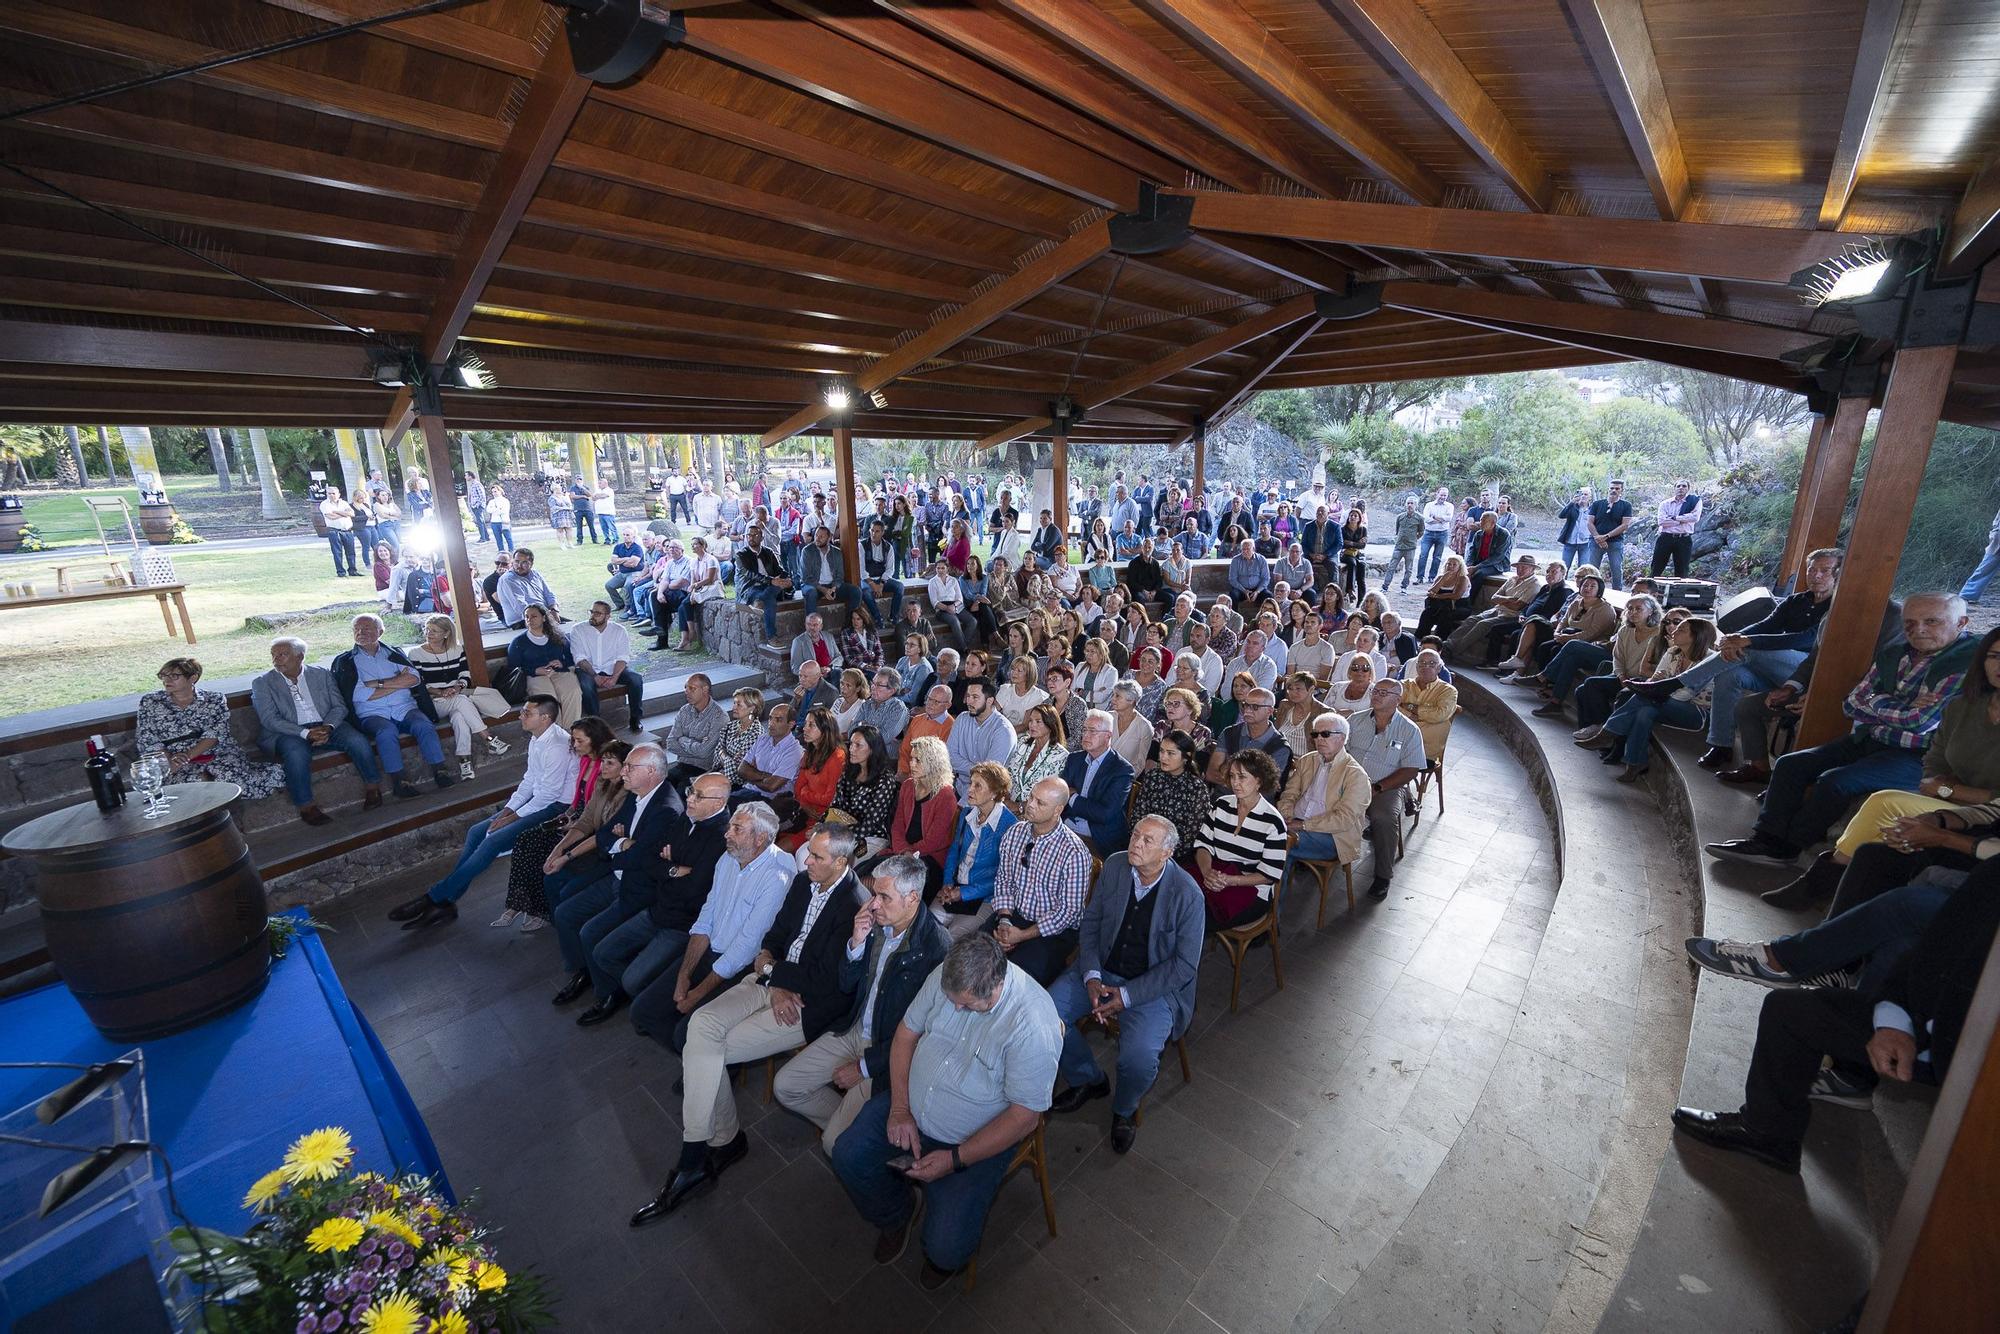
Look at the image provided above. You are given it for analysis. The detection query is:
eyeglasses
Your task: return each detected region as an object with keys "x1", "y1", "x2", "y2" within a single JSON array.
[
  {"x1": 1019, "y1": 839, "x2": 1036, "y2": 868},
  {"x1": 1311, "y1": 730, "x2": 1339, "y2": 739}
]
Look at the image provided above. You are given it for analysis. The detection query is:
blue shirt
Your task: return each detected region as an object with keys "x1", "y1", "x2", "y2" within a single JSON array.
[
  {"x1": 743, "y1": 730, "x2": 802, "y2": 783},
  {"x1": 348, "y1": 644, "x2": 415, "y2": 722},
  {"x1": 691, "y1": 844, "x2": 797, "y2": 978},
  {"x1": 610, "y1": 539, "x2": 643, "y2": 568},
  {"x1": 1176, "y1": 530, "x2": 1211, "y2": 560}
]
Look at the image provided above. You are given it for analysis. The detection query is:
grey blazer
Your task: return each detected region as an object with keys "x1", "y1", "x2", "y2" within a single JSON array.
[
  {"x1": 251, "y1": 665, "x2": 349, "y2": 741},
  {"x1": 1076, "y1": 852, "x2": 1206, "y2": 1039}
]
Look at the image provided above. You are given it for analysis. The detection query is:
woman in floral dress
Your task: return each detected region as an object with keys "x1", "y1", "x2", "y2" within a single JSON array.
[{"x1": 136, "y1": 658, "x2": 285, "y2": 800}]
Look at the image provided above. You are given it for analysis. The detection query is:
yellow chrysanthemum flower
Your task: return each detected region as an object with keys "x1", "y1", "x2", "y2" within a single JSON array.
[
  {"x1": 473, "y1": 1262, "x2": 508, "y2": 1292},
  {"x1": 280, "y1": 1127, "x2": 355, "y2": 1184},
  {"x1": 425, "y1": 1249, "x2": 473, "y2": 1292},
  {"x1": 356, "y1": 1291, "x2": 423, "y2": 1334},
  {"x1": 303, "y1": 1216, "x2": 366, "y2": 1254},
  {"x1": 241, "y1": 1168, "x2": 288, "y2": 1211},
  {"x1": 434, "y1": 1313, "x2": 469, "y2": 1334},
  {"x1": 366, "y1": 1210, "x2": 424, "y2": 1247}
]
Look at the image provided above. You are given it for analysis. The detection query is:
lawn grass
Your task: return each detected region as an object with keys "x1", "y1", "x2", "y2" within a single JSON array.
[
  {"x1": 0, "y1": 534, "x2": 698, "y2": 716},
  {"x1": 14, "y1": 486, "x2": 151, "y2": 545}
]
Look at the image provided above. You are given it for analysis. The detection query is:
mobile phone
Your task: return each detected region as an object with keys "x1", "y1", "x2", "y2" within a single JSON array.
[{"x1": 887, "y1": 1154, "x2": 918, "y2": 1173}]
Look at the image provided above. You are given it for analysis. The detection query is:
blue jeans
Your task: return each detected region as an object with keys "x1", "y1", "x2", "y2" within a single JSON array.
[
  {"x1": 552, "y1": 871, "x2": 617, "y2": 973},
  {"x1": 803, "y1": 582, "x2": 872, "y2": 623},
  {"x1": 1678, "y1": 648, "x2": 1807, "y2": 748},
  {"x1": 1603, "y1": 694, "x2": 1703, "y2": 766},
  {"x1": 471, "y1": 506, "x2": 489, "y2": 541},
  {"x1": 375, "y1": 520, "x2": 401, "y2": 557},
  {"x1": 1049, "y1": 969, "x2": 1175, "y2": 1117},
  {"x1": 264, "y1": 724, "x2": 380, "y2": 806},
  {"x1": 1756, "y1": 733, "x2": 1923, "y2": 854},
  {"x1": 655, "y1": 588, "x2": 690, "y2": 633},
  {"x1": 1573, "y1": 674, "x2": 1622, "y2": 729},
  {"x1": 588, "y1": 917, "x2": 687, "y2": 1001},
  {"x1": 831, "y1": 1090, "x2": 1016, "y2": 1272},
  {"x1": 1290, "y1": 830, "x2": 1340, "y2": 863},
  {"x1": 741, "y1": 584, "x2": 782, "y2": 638},
  {"x1": 326, "y1": 529, "x2": 358, "y2": 575},
  {"x1": 574, "y1": 510, "x2": 594, "y2": 544},
  {"x1": 1544, "y1": 640, "x2": 1611, "y2": 701},
  {"x1": 596, "y1": 513, "x2": 618, "y2": 543},
  {"x1": 605, "y1": 570, "x2": 637, "y2": 608},
  {"x1": 1561, "y1": 542, "x2": 1590, "y2": 572},
  {"x1": 577, "y1": 667, "x2": 646, "y2": 729},
  {"x1": 491, "y1": 522, "x2": 514, "y2": 553},
  {"x1": 863, "y1": 577, "x2": 904, "y2": 622},
  {"x1": 352, "y1": 709, "x2": 445, "y2": 776},
  {"x1": 622, "y1": 579, "x2": 653, "y2": 619},
  {"x1": 1417, "y1": 531, "x2": 1448, "y2": 580},
  {"x1": 1960, "y1": 534, "x2": 2000, "y2": 604},
  {"x1": 426, "y1": 802, "x2": 565, "y2": 904},
  {"x1": 1768, "y1": 881, "x2": 1958, "y2": 994},
  {"x1": 1594, "y1": 539, "x2": 1626, "y2": 589}
]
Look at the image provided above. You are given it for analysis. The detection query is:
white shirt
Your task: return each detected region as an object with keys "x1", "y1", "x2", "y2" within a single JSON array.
[
  {"x1": 592, "y1": 487, "x2": 616, "y2": 516},
  {"x1": 928, "y1": 573, "x2": 964, "y2": 610},
  {"x1": 614, "y1": 782, "x2": 663, "y2": 881},
  {"x1": 1262, "y1": 635, "x2": 1289, "y2": 671},
  {"x1": 509, "y1": 723, "x2": 581, "y2": 815},
  {"x1": 786, "y1": 877, "x2": 846, "y2": 964},
  {"x1": 666, "y1": 474, "x2": 687, "y2": 495},
  {"x1": 284, "y1": 671, "x2": 322, "y2": 730},
  {"x1": 995, "y1": 684, "x2": 1047, "y2": 727},
  {"x1": 1184, "y1": 645, "x2": 1223, "y2": 694},
  {"x1": 691, "y1": 490, "x2": 720, "y2": 527},
  {"x1": 486, "y1": 493, "x2": 510, "y2": 524},
  {"x1": 319, "y1": 498, "x2": 353, "y2": 531},
  {"x1": 568, "y1": 620, "x2": 633, "y2": 675},
  {"x1": 1332, "y1": 649, "x2": 1389, "y2": 684},
  {"x1": 1423, "y1": 500, "x2": 1455, "y2": 533},
  {"x1": 1289, "y1": 636, "x2": 1336, "y2": 680}
]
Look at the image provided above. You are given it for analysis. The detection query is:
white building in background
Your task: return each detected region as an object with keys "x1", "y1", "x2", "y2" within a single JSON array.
[
  {"x1": 1394, "y1": 400, "x2": 1464, "y2": 432},
  {"x1": 1563, "y1": 373, "x2": 1624, "y2": 405}
]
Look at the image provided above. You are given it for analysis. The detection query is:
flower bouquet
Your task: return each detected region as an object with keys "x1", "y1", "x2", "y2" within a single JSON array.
[{"x1": 166, "y1": 1126, "x2": 552, "y2": 1333}]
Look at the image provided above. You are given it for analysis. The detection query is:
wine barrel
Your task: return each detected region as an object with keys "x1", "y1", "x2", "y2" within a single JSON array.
[
  {"x1": 138, "y1": 501, "x2": 177, "y2": 546},
  {"x1": 0, "y1": 507, "x2": 25, "y2": 554},
  {"x1": 1, "y1": 782, "x2": 271, "y2": 1041}
]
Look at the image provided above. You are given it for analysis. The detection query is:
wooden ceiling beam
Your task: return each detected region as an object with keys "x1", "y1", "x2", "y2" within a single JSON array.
[
  {"x1": 988, "y1": 0, "x2": 1347, "y2": 196},
  {"x1": 871, "y1": 0, "x2": 1267, "y2": 192},
  {"x1": 1818, "y1": 0, "x2": 1906, "y2": 229},
  {"x1": 255, "y1": 0, "x2": 542, "y2": 78},
  {"x1": 1194, "y1": 234, "x2": 1349, "y2": 291},
  {"x1": 1181, "y1": 192, "x2": 1856, "y2": 284},
  {"x1": 760, "y1": 218, "x2": 1115, "y2": 445},
  {"x1": 473, "y1": 286, "x2": 898, "y2": 357},
  {"x1": 0, "y1": 224, "x2": 439, "y2": 302},
  {"x1": 1323, "y1": 0, "x2": 1553, "y2": 211},
  {"x1": 1379, "y1": 282, "x2": 1819, "y2": 359},
  {"x1": 1137, "y1": 0, "x2": 1445, "y2": 204},
  {"x1": 1203, "y1": 316, "x2": 1331, "y2": 427},
  {"x1": 1941, "y1": 153, "x2": 2000, "y2": 279},
  {"x1": 1434, "y1": 316, "x2": 1809, "y2": 392},
  {"x1": 461, "y1": 318, "x2": 862, "y2": 376},
  {"x1": 0, "y1": 275, "x2": 422, "y2": 333},
  {"x1": 975, "y1": 293, "x2": 1321, "y2": 450},
  {"x1": 682, "y1": 10, "x2": 1141, "y2": 211},
  {"x1": 1262, "y1": 347, "x2": 1614, "y2": 387},
  {"x1": 0, "y1": 316, "x2": 371, "y2": 379},
  {"x1": 1559, "y1": 0, "x2": 1689, "y2": 221}
]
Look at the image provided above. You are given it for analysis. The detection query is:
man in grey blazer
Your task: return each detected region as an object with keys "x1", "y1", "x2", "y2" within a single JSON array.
[
  {"x1": 251, "y1": 636, "x2": 384, "y2": 825},
  {"x1": 1045, "y1": 814, "x2": 1205, "y2": 1153}
]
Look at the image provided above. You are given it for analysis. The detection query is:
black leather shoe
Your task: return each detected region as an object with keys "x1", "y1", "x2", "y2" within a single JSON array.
[
  {"x1": 1530, "y1": 701, "x2": 1566, "y2": 718},
  {"x1": 1670, "y1": 1107, "x2": 1800, "y2": 1174},
  {"x1": 551, "y1": 970, "x2": 591, "y2": 1005},
  {"x1": 386, "y1": 894, "x2": 433, "y2": 922},
  {"x1": 576, "y1": 993, "x2": 627, "y2": 1027},
  {"x1": 1697, "y1": 745, "x2": 1734, "y2": 770},
  {"x1": 707, "y1": 1130, "x2": 750, "y2": 1177},
  {"x1": 401, "y1": 900, "x2": 457, "y2": 931},
  {"x1": 1762, "y1": 851, "x2": 1842, "y2": 910},
  {"x1": 1367, "y1": 877, "x2": 1390, "y2": 900},
  {"x1": 392, "y1": 780, "x2": 422, "y2": 799},
  {"x1": 1050, "y1": 1079, "x2": 1110, "y2": 1114},
  {"x1": 918, "y1": 1260, "x2": 959, "y2": 1291},
  {"x1": 1111, "y1": 1113, "x2": 1138, "y2": 1155}
]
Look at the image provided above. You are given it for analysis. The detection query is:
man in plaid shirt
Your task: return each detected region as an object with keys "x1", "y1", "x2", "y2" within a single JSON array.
[
  {"x1": 984, "y1": 777, "x2": 1093, "y2": 986},
  {"x1": 1708, "y1": 594, "x2": 1975, "y2": 866}
]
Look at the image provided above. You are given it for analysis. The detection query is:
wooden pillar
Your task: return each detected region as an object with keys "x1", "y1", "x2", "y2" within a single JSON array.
[
  {"x1": 1774, "y1": 412, "x2": 1829, "y2": 592},
  {"x1": 1191, "y1": 421, "x2": 1207, "y2": 506},
  {"x1": 419, "y1": 413, "x2": 489, "y2": 687},
  {"x1": 1052, "y1": 426, "x2": 1070, "y2": 541},
  {"x1": 832, "y1": 425, "x2": 860, "y2": 584},
  {"x1": 1792, "y1": 396, "x2": 1872, "y2": 586},
  {"x1": 1795, "y1": 346, "x2": 1957, "y2": 748}
]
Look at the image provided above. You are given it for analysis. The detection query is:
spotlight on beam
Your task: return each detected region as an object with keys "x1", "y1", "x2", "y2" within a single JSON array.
[
  {"x1": 368, "y1": 349, "x2": 412, "y2": 388},
  {"x1": 1798, "y1": 242, "x2": 1895, "y2": 306},
  {"x1": 868, "y1": 389, "x2": 889, "y2": 410},
  {"x1": 447, "y1": 351, "x2": 494, "y2": 391},
  {"x1": 824, "y1": 383, "x2": 852, "y2": 412}
]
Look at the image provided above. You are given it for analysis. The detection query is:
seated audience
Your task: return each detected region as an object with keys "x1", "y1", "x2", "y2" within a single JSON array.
[
  {"x1": 1227, "y1": 537, "x2": 1270, "y2": 603},
  {"x1": 497, "y1": 718, "x2": 613, "y2": 929},
  {"x1": 1047, "y1": 817, "x2": 1204, "y2": 1152},
  {"x1": 517, "y1": 740, "x2": 629, "y2": 964},
  {"x1": 1705, "y1": 595, "x2": 1976, "y2": 867},
  {"x1": 1415, "y1": 555, "x2": 1473, "y2": 638},
  {"x1": 1076, "y1": 636, "x2": 1120, "y2": 710},
  {"x1": 1107, "y1": 680, "x2": 1155, "y2": 770},
  {"x1": 1396, "y1": 650, "x2": 1459, "y2": 762},
  {"x1": 862, "y1": 735, "x2": 958, "y2": 899},
  {"x1": 570, "y1": 601, "x2": 646, "y2": 733},
  {"x1": 332, "y1": 614, "x2": 452, "y2": 796},
  {"x1": 786, "y1": 707, "x2": 847, "y2": 839},
  {"x1": 828, "y1": 724, "x2": 899, "y2": 855},
  {"x1": 896, "y1": 630, "x2": 935, "y2": 707},
  {"x1": 634, "y1": 824, "x2": 865, "y2": 1223},
  {"x1": 995, "y1": 655, "x2": 1047, "y2": 727},
  {"x1": 405, "y1": 615, "x2": 513, "y2": 781},
  {"x1": 1583, "y1": 617, "x2": 1718, "y2": 781},
  {"x1": 494, "y1": 548, "x2": 559, "y2": 629},
  {"x1": 853, "y1": 668, "x2": 910, "y2": 748},
  {"x1": 713, "y1": 687, "x2": 763, "y2": 782},
  {"x1": 900, "y1": 685, "x2": 955, "y2": 775},
  {"x1": 1502, "y1": 574, "x2": 1615, "y2": 681},
  {"x1": 1443, "y1": 554, "x2": 1545, "y2": 662},
  {"x1": 1346, "y1": 679, "x2": 1428, "y2": 898},
  {"x1": 1210, "y1": 687, "x2": 1292, "y2": 782},
  {"x1": 1134, "y1": 728, "x2": 1215, "y2": 856},
  {"x1": 387, "y1": 696, "x2": 575, "y2": 930},
  {"x1": 935, "y1": 761, "x2": 1018, "y2": 940},
  {"x1": 509, "y1": 604, "x2": 584, "y2": 727},
  {"x1": 1061, "y1": 710, "x2": 1135, "y2": 850},
  {"x1": 1272, "y1": 671, "x2": 1323, "y2": 758},
  {"x1": 1193, "y1": 750, "x2": 1289, "y2": 930},
  {"x1": 1529, "y1": 594, "x2": 1662, "y2": 714},
  {"x1": 1005, "y1": 703, "x2": 1069, "y2": 805},
  {"x1": 1277, "y1": 712, "x2": 1370, "y2": 869},
  {"x1": 660, "y1": 672, "x2": 728, "y2": 786},
  {"x1": 841, "y1": 607, "x2": 883, "y2": 676},
  {"x1": 1331, "y1": 626, "x2": 1388, "y2": 685},
  {"x1": 989, "y1": 777, "x2": 1093, "y2": 984},
  {"x1": 790, "y1": 611, "x2": 844, "y2": 677},
  {"x1": 732, "y1": 702, "x2": 802, "y2": 807},
  {"x1": 251, "y1": 637, "x2": 382, "y2": 823},
  {"x1": 828, "y1": 934, "x2": 1062, "y2": 1288},
  {"x1": 830, "y1": 668, "x2": 869, "y2": 735},
  {"x1": 945, "y1": 677, "x2": 1016, "y2": 795},
  {"x1": 1464, "y1": 510, "x2": 1513, "y2": 579},
  {"x1": 132, "y1": 655, "x2": 284, "y2": 806}
]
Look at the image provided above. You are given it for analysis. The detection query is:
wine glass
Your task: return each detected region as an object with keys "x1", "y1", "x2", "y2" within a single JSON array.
[{"x1": 133, "y1": 755, "x2": 165, "y2": 819}]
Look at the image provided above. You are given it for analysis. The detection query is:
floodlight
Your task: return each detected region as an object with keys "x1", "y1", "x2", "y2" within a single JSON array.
[{"x1": 824, "y1": 384, "x2": 852, "y2": 412}]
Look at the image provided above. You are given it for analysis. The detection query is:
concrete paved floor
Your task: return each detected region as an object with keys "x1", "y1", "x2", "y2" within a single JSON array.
[{"x1": 318, "y1": 718, "x2": 1623, "y2": 1334}]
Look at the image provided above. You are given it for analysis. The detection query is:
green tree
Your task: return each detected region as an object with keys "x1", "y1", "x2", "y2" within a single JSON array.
[
  {"x1": 1586, "y1": 397, "x2": 1704, "y2": 485},
  {"x1": 247, "y1": 427, "x2": 290, "y2": 519},
  {"x1": 1613, "y1": 364, "x2": 1809, "y2": 467}
]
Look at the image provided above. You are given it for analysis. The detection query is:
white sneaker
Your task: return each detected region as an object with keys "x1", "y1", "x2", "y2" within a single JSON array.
[
  {"x1": 518, "y1": 915, "x2": 546, "y2": 933},
  {"x1": 489, "y1": 908, "x2": 520, "y2": 928},
  {"x1": 1495, "y1": 657, "x2": 1525, "y2": 671},
  {"x1": 484, "y1": 734, "x2": 511, "y2": 756},
  {"x1": 1574, "y1": 726, "x2": 1603, "y2": 742},
  {"x1": 458, "y1": 759, "x2": 476, "y2": 781}
]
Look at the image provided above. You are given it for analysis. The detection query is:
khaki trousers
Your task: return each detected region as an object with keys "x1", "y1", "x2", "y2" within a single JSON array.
[
  {"x1": 681, "y1": 978, "x2": 806, "y2": 1146},
  {"x1": 771, "y1": 1026, "x2": 872, "y2": 1156}
]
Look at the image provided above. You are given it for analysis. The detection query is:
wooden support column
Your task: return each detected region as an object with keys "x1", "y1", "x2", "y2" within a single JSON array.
[
  {"x1": 1053, "y1": 426, "x2": 1070, "y2": 542},
  {"x1": 1796, "y1": 346, "x2": 1957, "y2": 748},
  {"x1": 419, "y1": 412, "x2": 488, "y2": 686},
  {"x1": 1774, "y1": 411, "x2": 1830, "y2": 591},
  {"x1": 832, "y1": 425, "x2": 860, "y2": 585},
  {"x1": 1799, "y1": 396, "x2": 1872, "y2": 569},
  {"x1": 1192, "y1": 420, "x2": 1207, "y2": 506}
]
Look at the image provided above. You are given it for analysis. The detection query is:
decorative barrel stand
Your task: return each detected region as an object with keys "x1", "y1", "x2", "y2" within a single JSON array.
[
  {"x1": 137, "y1": 501, "x2": 177, "y2": 546},
  {"x1": 0, "y1": 781, "x2": 271, "y2": 1041}
]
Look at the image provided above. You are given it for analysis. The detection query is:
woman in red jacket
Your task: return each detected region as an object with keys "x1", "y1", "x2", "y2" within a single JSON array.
[{"x1": 780, "y1": 705, "x2": 846, "y2": 851}]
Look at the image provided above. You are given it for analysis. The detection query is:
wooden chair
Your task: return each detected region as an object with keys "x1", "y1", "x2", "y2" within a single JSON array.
[
  {"x1": 963, "y1": 1115, "x2": 1057, "y2": 1291},
  {"x1": 1287, "y1": 830, "x2": 1354, "y2": 927},
  {"x1": 1211, "y1": 876, "x2": 1285, "y2": 1011}
]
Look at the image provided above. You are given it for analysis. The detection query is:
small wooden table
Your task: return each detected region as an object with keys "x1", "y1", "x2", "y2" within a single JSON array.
[
  {"x1": 0, "y1": 580, "x2": 195, "y2": 643},
  {"x1": 51, "y1": 557, "x2": 129, "y2": 594}
]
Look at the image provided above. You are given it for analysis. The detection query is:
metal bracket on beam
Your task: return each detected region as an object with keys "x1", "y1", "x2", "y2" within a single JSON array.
[
  {"x1": 1315, "y1": 283, "x2": 1382, "y2": 321},
  {"x1": 1049, "y1": 395, "x2": 1087, "y2": 429},
  {"x1": 1109, "y1": 183, "x2": 1194, "y2": 256},
  {"x1": 558, "y1": 0, "x2": 685, "y2": 84}
]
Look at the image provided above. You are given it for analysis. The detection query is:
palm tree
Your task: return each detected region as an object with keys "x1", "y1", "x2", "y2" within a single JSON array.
[
  {"x1": 62, "y1": 424, "x2": 88, "y2": 486},
  {"x1": 116, "y1": 426, "x2": 163, "y2": 493},
  {"x1": 202, "y1": 427, "x2": 233, "y2": 492},
  {"x1": 247, "y1": 427, "x2": 290, "y2": 519}
]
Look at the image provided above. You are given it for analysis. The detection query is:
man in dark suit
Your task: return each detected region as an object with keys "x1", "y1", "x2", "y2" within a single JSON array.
[
  {"x1": 1060, "y1": 709, "x2": 1135, "y2": 852},
  {"x1": 1671, "y1": 858, "x2": 2000, "y2": 1173},
  {"x1": 1464, "y1": 511, "x2": 1514, "y2": 579},
  {"x1": 774, "y1": 852, "x2": 950, "y2": 1155},
  {"x1": 250, "y1": 635, "x2": 384, "y2": 823},
  {"x1": 635, "y1": 822, "x2": 865, "y2": 1221},
  {"x1": 576, "y1": 769, "x2": 731, "y2": 1027},
  {"x1": 1046, "y1": 817, "x2": 1205, "y2": 1153}
]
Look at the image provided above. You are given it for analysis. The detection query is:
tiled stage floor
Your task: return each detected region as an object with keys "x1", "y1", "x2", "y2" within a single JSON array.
[{"x1": 321, "y1": 718, "x2": 1582, "y2": 1334}]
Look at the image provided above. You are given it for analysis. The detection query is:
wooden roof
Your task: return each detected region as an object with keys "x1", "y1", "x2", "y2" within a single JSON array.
[{"x1": 0, "y1": 0, "x2": 1995, "y2": 441}]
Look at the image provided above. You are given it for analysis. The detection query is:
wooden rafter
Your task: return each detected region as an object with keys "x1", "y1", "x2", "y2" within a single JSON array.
[
  {"x1": 1378, "y1": 283, "x2": 1820, "y2": 360},
  {"x1": 1819, "y1": 0, "x2": 1906, "y2": 229},
  {"x1": 1942, "y1": 153, "x2": 2000, "y2": 279},
  {"x1": 1559, "y1": 0, "x2": 1688, "y2": 221},
  {"x1": 1203, "y1": 317, "x2": 1330, "y2": 428},
  {"x1": 1324, "y1": 0, "x2": 1552, "y2": 211},
  {"x1": 759, "y1": 219, "x2": 1114, "y2": 446},
  {"x1": 1181, "y1": 192, "x2": 1856, "y2": 283}
]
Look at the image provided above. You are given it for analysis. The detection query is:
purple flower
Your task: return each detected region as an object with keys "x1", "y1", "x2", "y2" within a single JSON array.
[
  {"x1": 297, "y1": 1319, "x2": 317, "y2": 1334},
  {"x1": 387, "y1": 1242, "x2": 406, "y2": 1261},
  {"x1": 320, "y1": 1313, "x2": 344, "y2": 1333},
  {"x1": 359, "y1": 1237, "x2": 378, "y2": 1257},
  {"x1": 363, "y1": 1254, "x2": 383, "y2": 1275}
]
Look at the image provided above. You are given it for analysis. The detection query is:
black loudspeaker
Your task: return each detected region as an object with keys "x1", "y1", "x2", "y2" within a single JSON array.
[{"x1": 1654, "y1": 578, "x2": 1719, "y2": 613}]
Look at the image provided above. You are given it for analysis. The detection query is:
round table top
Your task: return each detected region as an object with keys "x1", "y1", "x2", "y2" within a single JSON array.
[{"x1": 0, "y1": 780, "x2": 242, "y2": 854}]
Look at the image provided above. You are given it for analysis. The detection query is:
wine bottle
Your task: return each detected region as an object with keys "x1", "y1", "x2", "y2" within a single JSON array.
[{"x1": 84, "y1": 735, "x2": 125, "y2": 812}]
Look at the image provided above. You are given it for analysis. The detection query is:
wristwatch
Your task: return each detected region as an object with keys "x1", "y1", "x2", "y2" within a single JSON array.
[
  {"x1": 950, "y1": 1145, "x2": 965, "y2": 1173},
  {"x1": 1937, "y1": 785, "x2": 1954, "y2": 801}
]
